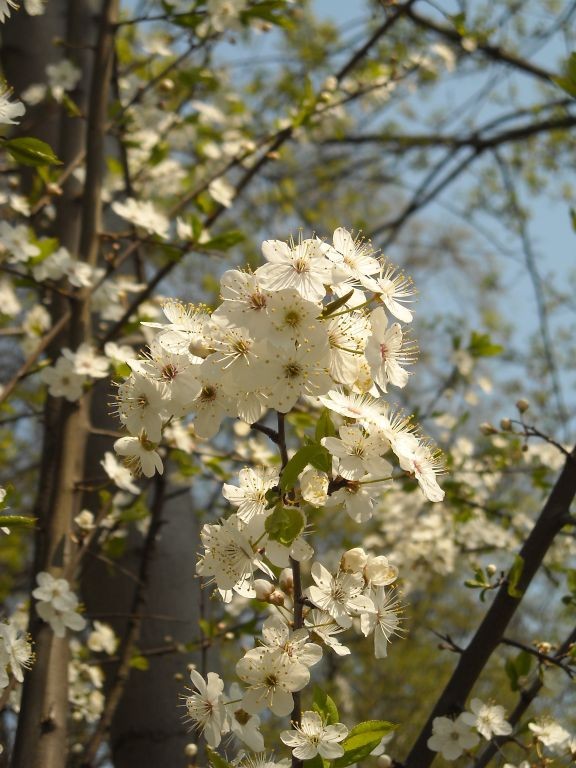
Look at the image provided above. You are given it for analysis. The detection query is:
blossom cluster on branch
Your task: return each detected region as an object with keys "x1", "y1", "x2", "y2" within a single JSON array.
[{"x1": 108, "y1": 226, "x2": 445, "y2": 762}]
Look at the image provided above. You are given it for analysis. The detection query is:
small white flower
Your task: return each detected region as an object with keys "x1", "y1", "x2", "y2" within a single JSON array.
[
  {"x1": 360, "y1": 587, "x2": 404, "y2": 659},
  {"x1": 306, "y1": 562, "x2": 375, "y2": 629},
  {"x1": 528, "y1": 718, "x2": 571, "y2": 752},
  {"x1": 87, "y1": 621, "x2": 117, "y2": 655},
  {"x1": 183, "y1": 669, "x2": 228, "y2": 748},
  {"x1": 41, "y1": 357, "x2": 87, "y2": 402},
  {"x1": 461, "y1": 698, "x2": 512, "y2": 740},
  {"x1": 32, "y1": 572, "x2": 87, "y2": 638},
  {"x1": 112, "y1": 198, "x2": 169, "y2": 239},
  {"x1": 256, "y1": 234, "x2": 331, "y2": 303},
  {"x1": 222, "y1": 466, "x2": 279, "y2": 522},
  {"x1": 114, "y1": 434, "x2": 164, "y2": 478},
  {"x1": 236, "y1": 647, "x2": 309, "y2": 716},
  {"x1": 427, "y1": 714, "x2": 480, "y2": 760},
  {"x1": 0, "y1": 1, "x2": 19, "y2": 24},
  {"x1": 0, "y1": 85, "x2": 25, "y2": 125},
  {"x1": 0, "y1": 619, "x2": 33, "y2": 685},
  {"x1": 281, "y1": 710, "x2": 348, "y2": 760}
]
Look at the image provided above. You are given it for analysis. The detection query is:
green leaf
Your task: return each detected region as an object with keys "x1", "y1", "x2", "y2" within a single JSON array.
[
  {"x1": 507, "y1": 555, "x2": 524, "y2": 599},
  {"x1": 202, "y1": 231, "x2": 244, "y2": 251},
  {"x1": 206, "y1": 748, "x2": 234, "y2": 768},
  {"x1": 554, "y1": 53, "x2": 576, "y2": 98},
  {"x1": 553, "y1": 76, "x2": 576, "y2": 98},
  {"x1": 0, "y1": 515, "x2": 36, "y2": 529},
  {"x1": 332, "y1": 721, "x2": 397, "y2": 768},
  {"x1": 264, "y1": 505, "x2": 305, "y2": 546},
  {"x1": 280, "y1": 444, "x2": 331, "y2": 492},
  {"x1": 4, "y1": 137, "x2": 62, "y2": 167},
  {"x1": 321, "y1": 289, "x2": 355, "y2": 318},
  {"x1": 505, "y1": 649, "x2": 532, "y2": 691},
  {"x1": 315, "y1": 409, "x2": 336, "y2": 442},
  {"x1": 450, "y1": 12, "x2": 467, "y2": 35},
  {"x1": 468, "y1": 331, "x2": 503, "y2": 358},
  {"x1": 312, "y1": 686, "x2": 339, "y2": 725},
  {"x1": 129, "y1": 654, "x2": 149, "y2": 671}
]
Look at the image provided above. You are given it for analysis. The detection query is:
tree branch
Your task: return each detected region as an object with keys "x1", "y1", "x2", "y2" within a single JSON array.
[{"x1": 404, "y1": 445, "x2": 576, "y2": 768}]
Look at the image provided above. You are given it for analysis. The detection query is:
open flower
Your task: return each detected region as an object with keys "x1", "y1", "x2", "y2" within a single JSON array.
[
  {"x1": 281, "y1": 710, "x2": 348, "y2": 760},
  {"x1": 183, "y1": 669, "x2": 228, "y2": 748},
  {"x1": 461, "y1": 698, "x2": 512, "y2": 740},
  {"x1": 427, "y1": 714, "x2": 480, "y2": 760}
]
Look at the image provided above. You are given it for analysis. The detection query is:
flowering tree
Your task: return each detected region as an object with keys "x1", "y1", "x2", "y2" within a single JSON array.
[{"x1": 0, "y1": 1, "x2": 575, "y2": 768}]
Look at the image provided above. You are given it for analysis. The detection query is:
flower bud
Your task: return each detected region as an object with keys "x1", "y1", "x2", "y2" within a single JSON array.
[
  {"x1": 184, "y1": 743, "x2": 198, "y2": 757},
  {"x1": 480, "y1": 422, "x2": 497, "y2": 435},
  {"x1": 253, "y1": 579, "x2": 275, "y2": 601},
  {"x1": 486, "y1": 563, "x2": 497, "y2": 577},
  {"x1": 279, "y1": 568, "x2": 293, "y2": 592},
  {"x1": 500, "y1": 418, "x2": 512, "y2": 431},
  {"x1": 376, "y1": 757, "x2": 392, "y2": 768},
  {"x1": 268, "y1": 590, "x2": 285, "y2": 606},
  {"x1": 365, "y1": 555, "x2": 398, "y2": 586},
  {"x1": 516, "y1": 398, "x2": 529, "y2": 413},
  {"x1": 341, "y1": 547, "x2": 367, "y2": 573}
]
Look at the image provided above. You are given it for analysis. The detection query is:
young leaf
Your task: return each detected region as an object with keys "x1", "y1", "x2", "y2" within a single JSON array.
[
  {"x1": 312, "y1": 685, "x2": 339, "y2": 725},
  {"x1": 4, "y1": 137, "x2": 62, "y2": 167},
  {"x1": 507, "y1": 555, "x2": 524, "y2": 599},
  {"x1": 265, "y1": 505, "x2": 305, "y2": 546},
  {"x1": 280, "y1": 444, "x2": 331, "y2": 491},
  {"x1": 332, "y1": 720, "x2": 397, "y2": 768},
  {"x1": 321, "y1": 289, "x2": 355, "y2": 318},
  {"x1": 0, "y1": 515, "x2": 36, "y2": 530},
  {"x1": 206, "y1": 748, "x2": 234, "y2": 768},
  {"x1": 315, "y1": 409, "x2": 336, "y2": 442}
]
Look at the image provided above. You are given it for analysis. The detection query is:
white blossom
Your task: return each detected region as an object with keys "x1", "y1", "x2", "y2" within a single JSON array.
[{"x1": 281, "y1": 710, "x2": 348, "y2": 760}]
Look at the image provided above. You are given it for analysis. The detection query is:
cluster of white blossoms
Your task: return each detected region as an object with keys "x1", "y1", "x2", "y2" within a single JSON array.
[
  {"x1": 428, "y1": 700, "x2": 576, "y2": 763},
  {"x1": 32, "y1": 571, "x2": 87, "y2": 638},
  {"x1": 113, "y1": 227, "x2": 443, "y2": 498},
  {"x1": 108, "y1": 226, "x2": 448, "y2": 760}
]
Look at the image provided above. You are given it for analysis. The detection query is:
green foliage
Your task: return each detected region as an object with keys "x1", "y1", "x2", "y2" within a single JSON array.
[
  {"x1": 312, "y1": 685, "x2": 340, "y2": 725},
  {"x1": 315, "y1": 409, "x2": 336, "y2": 442},
  {"x1": 0, "y1": 515, "x2": 36, "y2": 529},
  {"x1": 505, "y1": 650, "x2": 532, "y2": 691},
  {"x1": 3, "y1": 137, "x2": 62, "y2": 167},
  {"x1": 129, "y1": 653, "x2": 150, "y2": 671},
  {"x1": 507, "y1": 555, "x2": 524, "y2": 599},
  {"x1": 202, "y1": 231, "x2": 245, "y2": 251},
  {"x1": 468, "y1": 331, "x2": 503, "y2": 358},
  {"x1": 207, "y1": 747, "x2": 235, "y2": 768},
  {"x1": 265, "y1": 504, "x2": 305, "y2": 545},
  {"x1": 553, "y1": 52, "x2": 576, "y2": 98},
  {"x1": 332, "y1": 721, "x2": 397, "y2": 768},
  {"x1": 280, "y1": 444, "x2": 331, "y2": 491}
]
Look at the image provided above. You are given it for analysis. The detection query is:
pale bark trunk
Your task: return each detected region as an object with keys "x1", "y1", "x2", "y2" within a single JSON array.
[{"x1": 2, "y1": 3, "x2": 110, "y2": 767}]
